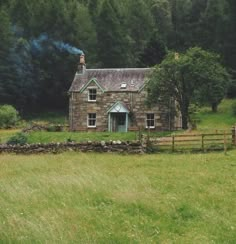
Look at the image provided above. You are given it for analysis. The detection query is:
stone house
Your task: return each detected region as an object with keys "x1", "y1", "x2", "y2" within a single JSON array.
[{"x1": 68, "y1": 55, "x2": 181, "y2": 132}]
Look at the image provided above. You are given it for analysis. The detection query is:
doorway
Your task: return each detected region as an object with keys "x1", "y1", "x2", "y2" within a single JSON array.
[{"x1": 109, "y1": 113, "x2": 128, "y2": 132}]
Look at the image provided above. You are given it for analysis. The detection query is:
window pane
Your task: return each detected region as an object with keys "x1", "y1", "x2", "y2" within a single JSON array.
[
  {"x1": 89, "y1": 89, "x2": 97, "y2": 101},
  {"x1": 146, "y1": 113, "x2": 154, "y2": 127},
  {"x1": 88, "y1": 113, "x2": 96, "y2": 126},
  {"x1": 147, "y1": 114, "x2": 154, "y2": 120}
]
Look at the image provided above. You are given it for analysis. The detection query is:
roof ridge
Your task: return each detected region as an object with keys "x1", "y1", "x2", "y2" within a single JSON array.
[{"x1": 87, "y1": 68, "x2": 152, "y2": 71}]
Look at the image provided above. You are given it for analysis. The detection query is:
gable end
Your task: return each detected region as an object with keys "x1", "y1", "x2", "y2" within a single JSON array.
[{"x1": 80, "y1": 78, "x2": 105, "y2": 93}]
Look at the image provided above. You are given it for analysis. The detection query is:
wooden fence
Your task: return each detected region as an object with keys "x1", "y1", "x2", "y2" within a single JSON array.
[{"x1": 144, "y1": 126, "x2": 236, "y2": 152}]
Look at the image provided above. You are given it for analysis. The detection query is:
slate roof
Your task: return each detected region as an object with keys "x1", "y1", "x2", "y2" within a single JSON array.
[{"x1": 69, "y1": 68, "x2": 152, "y2": 92}]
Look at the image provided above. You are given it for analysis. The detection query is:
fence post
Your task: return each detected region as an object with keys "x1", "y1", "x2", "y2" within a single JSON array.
[
  {"x1": 224, "y1": 131, "x2": 227, "y2": 154},
  {"x1": 172, "y1": 135, "x2": 175, "y2": 152},
  {"x1": 201, "y1": 134, "x2": 204, "y2": 152},
  {"x1": 232, "y1": 125, "x2": 236, "y2": 146}
]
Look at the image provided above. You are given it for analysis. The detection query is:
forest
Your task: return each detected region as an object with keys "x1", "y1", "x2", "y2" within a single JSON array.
[{"x1": 0, "y1": 0, "x2": 235, "y2": 113}]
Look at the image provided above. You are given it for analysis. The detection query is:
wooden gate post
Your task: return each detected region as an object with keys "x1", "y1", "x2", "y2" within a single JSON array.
[
  {"x1": 224, "y1": 131, "x2": 227, "y2": 154},
  {"x1": 232, "y1": 125, "x2": 236, "y2": 146},
  {"x1": 201, "y1": 134, "x2": 205, "y2": 152}
]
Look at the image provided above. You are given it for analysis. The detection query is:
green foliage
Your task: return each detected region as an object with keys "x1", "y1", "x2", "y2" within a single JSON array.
[
  {"x1": 7, "y1": 132, "x2": 28, "y2": 145},
  {"x1": 0, "y1": 0, "x2": 236, "y2": 112},
  {"x1": 125, "y1": 0, "x2": 155, "y2": 66},
  {"x1": 96, "y1": 0, "x2": 131, "y2": 67},
  {"x1": 0, "y1": 105, "x2": 19, "y2": 128},
  {"x1": 0, "y1": 8, "x2": 12, "y2": 49},
  {"x1": 231, "y1": 101, "x2": 236, "y2": 116},
  {"x1": 147, "y1": 47, "x2": 230, "y2": 129},
  {"x1": 188, "y1": 103, "x2": 200, "y2": 129}
]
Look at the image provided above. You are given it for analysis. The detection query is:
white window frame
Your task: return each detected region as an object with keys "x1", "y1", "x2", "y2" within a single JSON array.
[
  {"x1": 87, "y1": 113, "x2": 96, "y2": 127},
  {"x1": 120, "y1": 83, "x2": 127, "y2": 89},
  {"x1": 146, "y1": 113, "x2": 155, "y2": 128},
  {"x1": 88, "y1": 88, "x2": 97, "y2": 101}
]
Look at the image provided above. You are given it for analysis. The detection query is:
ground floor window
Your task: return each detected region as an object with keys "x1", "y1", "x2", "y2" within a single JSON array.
[
  {"x1": 87, "y1": 113, "x2": 96, "y2": 127},
  {"x1": 146, "y1": 113, "x2": 155, "y2": 128}
]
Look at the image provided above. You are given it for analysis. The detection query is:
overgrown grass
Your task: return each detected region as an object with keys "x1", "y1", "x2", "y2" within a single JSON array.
[
  {"x1": 27, "y1": 131, "x2": 138, "y2": 143},
  {"x1": 0, "y1": 151, "x2": 235, "y2": 242},
  {"x1": 196, "y1": 99, "x2": 236, "y2": 131}
]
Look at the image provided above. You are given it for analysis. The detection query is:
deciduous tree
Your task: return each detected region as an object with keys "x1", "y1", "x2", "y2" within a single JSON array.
[{"x1": 147, "y1": 47, "x2": 230, "y2": 129}]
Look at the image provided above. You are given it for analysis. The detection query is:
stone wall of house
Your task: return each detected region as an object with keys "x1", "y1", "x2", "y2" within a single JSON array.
[
  {"x1": 69, "y1": 81, "x2": 173, "y2": 131},
  {"x1": 0, "y1": 141, "x2": 144, "y2": 154}
]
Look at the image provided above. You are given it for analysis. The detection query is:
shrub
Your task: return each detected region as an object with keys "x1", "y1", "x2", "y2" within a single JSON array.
[
  {"x1": 188, "y1": 103, "x2": 200, "y2": 129},
  {"x1": 0, "y1": 105, "x2": 20, "y2": 128},
  {"x1": 47, "y1": 124, "x2": 63, "y2": 132},
  {"x1": 7, "y1": 132, "x2": 28, "y2": 145}
]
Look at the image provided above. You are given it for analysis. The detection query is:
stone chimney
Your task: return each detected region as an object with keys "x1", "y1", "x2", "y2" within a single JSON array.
[{"x1": 78, "y1": 54, "x2": 86, "y2": 74}]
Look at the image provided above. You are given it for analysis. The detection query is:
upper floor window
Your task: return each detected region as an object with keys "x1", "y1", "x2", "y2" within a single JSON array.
[
  {"x1": 87, "y1": 113, "x2": 96, "y2": 127},
  {"x1": 146, "y1": 113, "x2": 155, "y2": 128},
  {"x1": 88, "y1": 88, "x2": 97, "y2": 101}
]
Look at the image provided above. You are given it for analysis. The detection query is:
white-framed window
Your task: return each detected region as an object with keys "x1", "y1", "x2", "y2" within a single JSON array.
[
  {"x1": 120, "y1": 83, "x2": 127, "y2": 89},
  {"x1": 146, "y1": 113, "x2": 155, "y2": 128},
  {"x1": 87, "y1": 113, "x2": 96, "y2": 127},
  {"x1": 88, "y1": 88, "x2": 97, "y2": 101}
]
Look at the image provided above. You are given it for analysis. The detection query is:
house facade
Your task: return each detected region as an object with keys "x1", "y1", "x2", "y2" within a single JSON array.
[{"x1": 68, "y1": 55, "x2": 181, "y2": 132}]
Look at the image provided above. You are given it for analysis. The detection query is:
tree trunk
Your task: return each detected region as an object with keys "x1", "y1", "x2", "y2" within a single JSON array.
[
  {"x1": 181, "y1": 100, "x2": 189, "y2": 129},
  {"x1": 182, "y1": 113, "x2": 188, "y2": 129},
  {"x1": 211, "y1": 103, "x2": 218, "y2": 112}
]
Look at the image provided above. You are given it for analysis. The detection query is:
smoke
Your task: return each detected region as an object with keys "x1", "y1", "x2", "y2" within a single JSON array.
[
  {"x1": 31, "y1": 34, "x2": 48, "y2": 53},
  {"x1": 54, "y1": 41, "x2": 83, "y2": 55},
  {"x1": 30, "y1": 34, "x2": 83, "y2": 55}
]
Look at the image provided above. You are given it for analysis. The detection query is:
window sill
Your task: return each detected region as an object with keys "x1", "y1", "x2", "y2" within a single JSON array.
[
  {"x1": 88, "y1": 100, "x2": 97, "y2": 102},
  {"x1": 87, "y1": 126, "x2": 97, "y2": 128}
]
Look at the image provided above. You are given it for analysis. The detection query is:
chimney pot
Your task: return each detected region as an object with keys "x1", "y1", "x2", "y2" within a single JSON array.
[
  {"x1": 80, "y1": 54, "x2": 85, "y2": 64},
  {"x1": 78, "y1": 54, "x2": 86, "y2": 74}
]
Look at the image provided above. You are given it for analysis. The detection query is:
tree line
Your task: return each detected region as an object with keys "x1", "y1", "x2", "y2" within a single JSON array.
[{"x1": 0, "y1": 0, "x2": 235, "y2": 113}]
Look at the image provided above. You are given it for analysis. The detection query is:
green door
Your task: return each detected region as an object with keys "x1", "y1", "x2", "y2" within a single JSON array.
[
  {"x1": 110, "y1": 113, "x2": 127, "y2": 132},
  {"x1": 117, "y1": 113, "x2": 126, "y2": 132}
]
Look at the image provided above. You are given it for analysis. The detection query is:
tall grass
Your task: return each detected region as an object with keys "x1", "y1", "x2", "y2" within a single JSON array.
[
  {"x1": 0, "y1": 152, "x2": 235, "y2": 243},
  {"x1": 0, "y1": 129, "x2": 20, "y2": 143}
]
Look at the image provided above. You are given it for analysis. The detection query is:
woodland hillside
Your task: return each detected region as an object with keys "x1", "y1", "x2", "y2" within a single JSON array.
[{"x1": 0, "y1": 0, "x2": 236, "y2": 112}]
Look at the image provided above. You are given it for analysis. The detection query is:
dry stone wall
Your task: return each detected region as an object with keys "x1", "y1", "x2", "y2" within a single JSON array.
[{"x1": 0, "y1": 141, "x2": 145, "y2": 154}]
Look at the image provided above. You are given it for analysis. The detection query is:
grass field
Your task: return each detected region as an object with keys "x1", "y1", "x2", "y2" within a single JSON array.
[
  {"x1": 0, "y1": 151, "x2": 235, "y2": 243},
  {"x1": 196, "y1": 99, "x2": 236, "y2": 131}
]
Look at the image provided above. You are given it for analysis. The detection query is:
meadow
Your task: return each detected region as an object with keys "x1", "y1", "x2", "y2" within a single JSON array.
[
  {"x1": 195, "y1": 99, "x2": 236, "y2": 131},
  {"x1": 0, "y1": 151, "x2": 235, "y2": 243}
]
